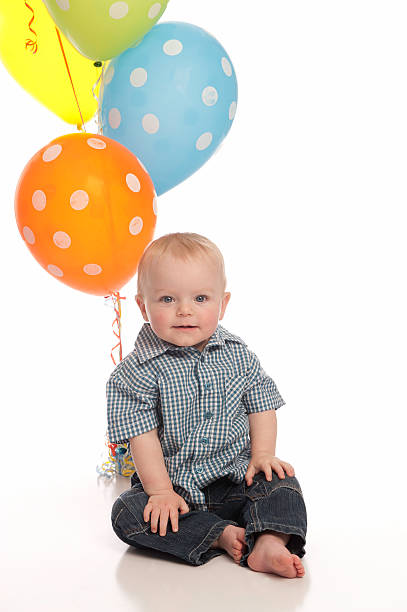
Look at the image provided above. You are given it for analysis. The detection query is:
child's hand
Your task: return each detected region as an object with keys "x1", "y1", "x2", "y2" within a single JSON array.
[
  {"x1": 143, "y1": 490, "x2": 190, "y2": 536},
  {"x1": 245, "y1": 453, "x2": 295, "y2": 486}
]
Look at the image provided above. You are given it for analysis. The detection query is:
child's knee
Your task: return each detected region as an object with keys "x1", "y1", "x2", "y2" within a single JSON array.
[
  {"x1": 111, "y1": 490, "x2": 149, "y2": 539},
  {"x1": 261, "y1": 471, "x2": 304, "y2": 496}
]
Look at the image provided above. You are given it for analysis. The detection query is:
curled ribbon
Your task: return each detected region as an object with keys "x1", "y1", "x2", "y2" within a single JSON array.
[
  {"x1": 97, "y1": 293, "x2": 136, "y2": 479},
  {"x1": 25, "y1": 2, "x2": 38, "y2": 54},
  {"x1": 104, "y1": 291, "x2": 126, "y2": 366}
]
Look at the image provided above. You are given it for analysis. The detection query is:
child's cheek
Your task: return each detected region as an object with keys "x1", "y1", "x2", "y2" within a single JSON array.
[{"x1": 154, "y1": 311, "x2": 171, "y2": 326}]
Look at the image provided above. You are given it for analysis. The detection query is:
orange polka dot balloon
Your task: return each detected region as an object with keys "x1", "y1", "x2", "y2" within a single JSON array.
[{"x1": 15, "y1": 133, "x2": 157, "y2": 296}]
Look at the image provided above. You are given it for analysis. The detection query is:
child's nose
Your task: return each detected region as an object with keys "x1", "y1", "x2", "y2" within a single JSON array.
[{"x1": 176, "y1": 301, "x2": 193, "y2": 315}]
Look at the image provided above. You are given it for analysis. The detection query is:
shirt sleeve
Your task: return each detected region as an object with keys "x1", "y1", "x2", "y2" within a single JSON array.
[
  {"x1": 242, "y1": 350, "x2": 285, "y2": 414},
  {"x1": 106, "y1": 355, "x2": 159, "y2": 444}
]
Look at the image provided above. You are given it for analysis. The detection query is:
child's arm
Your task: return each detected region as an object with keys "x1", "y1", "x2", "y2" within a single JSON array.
[
  {"x1": 130, "y1": 430, "x2": 190, "y2": 536},
  {"x1": 241, "y1": 350, "x2": 296, "y2": 486},
  {"x1": 246, "y1": 410, "x2": 295, "y2": 486},
  {"x1": 107, "y1": 360, "x2": 189, "y2": 535},
  {"x1": 129, "y1": 429, "x2": 173, "y2": 495},
  {"x1": 249, "y1": 409, "x2": 277, "y2": 456}
]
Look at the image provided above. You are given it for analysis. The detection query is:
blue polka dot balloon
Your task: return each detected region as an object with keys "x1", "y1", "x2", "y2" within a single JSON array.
[{"x1": 100, "y1": 22, "x2": 238, "y2": 195}]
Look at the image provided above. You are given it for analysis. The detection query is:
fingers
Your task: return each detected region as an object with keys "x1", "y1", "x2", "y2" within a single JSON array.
[
  {"x1": 144, "y1": 497, "x2": 190, "y2": 536},
  {"x1": 170, "y1": 500, "x2": 190, "y2": 532},
  {"x1": 150, "y1": 507, "x2": 161, "y2": 534},
  {"x1": 159, "y1": 508, "x2": 169, "y2": 536},
  {"x1": 280, "y1": 461, "x2": 295, "y2": 477},
  {"x1": 269, "y1": 458, "x2": 296, "y2": 479},
  {"x1": 170, "y1": 507, "x2": 179, "y2": 532},
  {"x1": 246, "y1": 457, "x2": 296, "y2": 487},
  {"x1": 149, "y1": 507, "x2": 170, "y2": 536},
  {"x1": 245, "y1": 465, "x2": 256, "y2": 486},
  {"x1": 143, "y1": 502, "x2": 152, "y2": 523},
  {"x1": 264, "y1": 464, "x2": 273, "y2": 481},
  {"x1": 273, "y1": 463, "x2": 286, "y2": 479}
]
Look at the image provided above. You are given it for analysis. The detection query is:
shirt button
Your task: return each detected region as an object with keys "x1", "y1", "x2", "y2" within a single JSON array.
[
  {"x1": 200, "y1": 437, "x2": 208, "y2": 445},
  {"x1": 204, "y1": 381, "x2": 212, "y2": 390},
  {"x1": 205, "y1": 411, "x2": 213, "y2": 419},
  {"x1": 196, "y1": 467, "x2": 203, "y2": 473}
]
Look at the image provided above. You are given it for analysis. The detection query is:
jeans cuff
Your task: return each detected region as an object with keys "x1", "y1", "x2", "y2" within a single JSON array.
[{"x1": 188, "y1": 519, "x2": 239, "y2": 566}]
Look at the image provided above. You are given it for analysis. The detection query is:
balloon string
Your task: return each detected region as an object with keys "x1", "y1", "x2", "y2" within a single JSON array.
[
  {"x1": 24, "y1": 2, "x2": 38, "y2": 54},
  {"x1": 106, "y1": 292, "x2": 127, "y2": 365},
  {"x1": 92, "y1": 63, "x2": 105, "y2": 134},
  {"x1": 54, "y1": 26, "x2": 86, "y2": 132}
]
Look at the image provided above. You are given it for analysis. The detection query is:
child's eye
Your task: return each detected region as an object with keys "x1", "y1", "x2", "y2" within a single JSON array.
[
  {"x1": 160, "y1": 296, "x2": 173, "y2": 303},
  {"x1": 195, "y1": 295, "x2": 208, "y2": 303}
]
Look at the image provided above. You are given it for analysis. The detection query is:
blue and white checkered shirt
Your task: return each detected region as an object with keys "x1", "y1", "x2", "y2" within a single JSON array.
[{"x1": 106, "y1": 323, "x2": 285, "y2": 510}]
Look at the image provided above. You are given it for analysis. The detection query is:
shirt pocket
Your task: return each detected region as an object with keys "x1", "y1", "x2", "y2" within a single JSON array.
[{"x1": 224, "y1": 375, "x2": 247, "y2": 418}]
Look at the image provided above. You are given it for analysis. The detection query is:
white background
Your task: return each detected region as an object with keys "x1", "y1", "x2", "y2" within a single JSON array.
[{"x1": 1, "y1": 1, "x2": 406, "y2": 610}]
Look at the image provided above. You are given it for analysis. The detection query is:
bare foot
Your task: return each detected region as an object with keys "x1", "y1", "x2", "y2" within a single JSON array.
[
  {"x1": 211, "y1": 525, "x2": 247, "y2": 564},
  {"x1": 247, "y1": 531, "x2": 305, "y2": 578}
]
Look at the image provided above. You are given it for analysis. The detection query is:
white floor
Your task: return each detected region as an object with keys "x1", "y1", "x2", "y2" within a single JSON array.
[{"x1": 2, "y1": 467, "x2": 406, "y2": 612}]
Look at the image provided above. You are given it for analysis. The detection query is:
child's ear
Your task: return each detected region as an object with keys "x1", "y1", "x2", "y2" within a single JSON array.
[
  {"x1": 135, "y1": 295, "x2": 149, "y2": 322},
  {"x1": 219, "y1": 292, "x2": 231, "y2": 320}
]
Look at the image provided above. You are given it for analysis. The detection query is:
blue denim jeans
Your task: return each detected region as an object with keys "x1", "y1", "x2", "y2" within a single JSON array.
[{"x1": 111, "y1": 470, "x2": 307, "y2": 567}]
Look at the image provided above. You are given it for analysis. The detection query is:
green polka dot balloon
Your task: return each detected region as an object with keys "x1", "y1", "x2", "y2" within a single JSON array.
[{"x1": 43, "y1": 0, "x2": 169, "y2": 61}]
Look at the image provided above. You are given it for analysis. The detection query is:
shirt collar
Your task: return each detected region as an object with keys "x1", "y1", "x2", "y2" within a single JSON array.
[{"x1": 134, "y1": 323, "x2": 246, "y2": 364}]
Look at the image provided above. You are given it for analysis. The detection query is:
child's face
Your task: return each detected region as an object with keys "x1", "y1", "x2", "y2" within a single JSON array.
[{"x1": 136, "y1": 253, "x2": 231, "y2": 351}]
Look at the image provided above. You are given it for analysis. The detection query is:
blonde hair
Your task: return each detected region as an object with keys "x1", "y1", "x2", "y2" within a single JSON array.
[{"x1": 136, "y1": 232, "x2": 227, "y2": 297}]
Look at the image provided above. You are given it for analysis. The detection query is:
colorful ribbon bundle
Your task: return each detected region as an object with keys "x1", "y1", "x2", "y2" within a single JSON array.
[{"x1": 97, "y1": 436, "x2": 135, "y2": 478}]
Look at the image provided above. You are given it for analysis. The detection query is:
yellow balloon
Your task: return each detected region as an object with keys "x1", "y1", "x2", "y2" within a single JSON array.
[{"x1": 0, "y1": 0, "x2": 101, "y2": 125}]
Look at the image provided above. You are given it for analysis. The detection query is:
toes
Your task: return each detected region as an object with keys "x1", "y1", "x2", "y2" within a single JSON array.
[
  {"x1": 234, "y1": 553, "x2": 242, "y2": 563},
  {"x1": 292, "y1": 554, "x2": 305, "y2": 576}
]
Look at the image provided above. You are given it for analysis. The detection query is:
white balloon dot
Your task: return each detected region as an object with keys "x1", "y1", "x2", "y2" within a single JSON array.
[
  {"x1": 70, "y1": 190, "x2": 89, "y2": 211},
  {"x1": 108, "y1": 108, "x2": 121, "y2": 129},
  {"x1": 104, "y1": 66, "x2": 115, "y2": 85},
  {"x1": 87, "y1": 137, "x2": 106, "y2": 150},
  {"x1": 221, "y1": 57, "x2": 232, "y2": 77},
  {"x1": 84, "y1": 264, "x2": 102, "y2": 276},
  {"x1": 163, "y1": 39, "x2": 183, "y2": 56},
  {"x1": 229, "y1": 101, "x2": 237, "y2": 120},
  {"x1": 53, "y1": 231, "x2": 71, "y2": 249},
  {"x1": 109, "y1": 2, "x2": 128, "y2": 19},
  {"x1": 48, "y1": 264, "x2": 63, "y2": 277},
  {"x1": 126, "y1": 173, "x2": 141, "y2": 192},
  {"x1": 153, "y1": 194, "x2": 158, "y2": 216},
  {"x1": 148, "y1": 3, "x2": 161, "y2": 19},
  {"x1": 202, "y1": 86, "x2": 218, "y2": 107},
  {"x1": 142, "y1": 113, "x2": 160, "y2": 134},
  {"x1": 32, "y1": 190, "x2": 46, "y2": 211},
  {"x1": 23, "y1": 226, "x2": 35, "y2": 245},
  {"x1": 56, "y1": 0, "x2": 70, "y2": 9},
  {"x1": 42, "y1": 144, "x2": 62, "y2": 162},
  {"x1": 129, "y1": 217, "x2": 143, "y2": 235},
  {"x1": 130, "y1": 68, "x2": 147, "y2": 88},
  {"x1": 196, "y1": 132, "x2": 213, "y2": 151}
]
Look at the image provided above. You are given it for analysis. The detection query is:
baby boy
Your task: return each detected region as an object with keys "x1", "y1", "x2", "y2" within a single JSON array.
[{"x1": 107, "y1": 232, "x2": 307, "y2": 577}]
